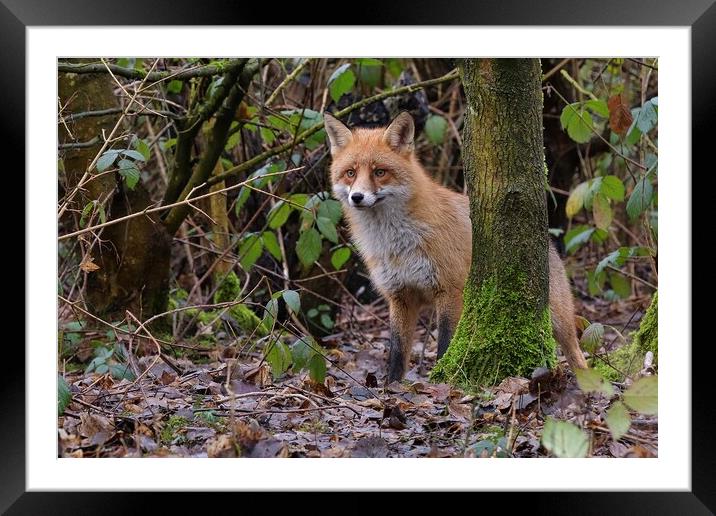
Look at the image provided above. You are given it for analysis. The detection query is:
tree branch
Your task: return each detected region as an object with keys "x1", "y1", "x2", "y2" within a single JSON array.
[
  {"x1": 57, "y1": 59, "x2": 246, "y2": 82},
  {"x1": 163, "y1": 59, "x2": 262, "y2": 234},
  {"x1": 206, "y1": 68, "x2": 460, "y2": 187}
]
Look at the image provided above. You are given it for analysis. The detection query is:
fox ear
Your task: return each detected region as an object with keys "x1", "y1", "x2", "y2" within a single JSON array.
[
  {"x1": 383, "y1": 111, "x2": 415, "y2": 153},
  {"x1": 324, "y1": 112, "x2": 353, "y2": 155}
]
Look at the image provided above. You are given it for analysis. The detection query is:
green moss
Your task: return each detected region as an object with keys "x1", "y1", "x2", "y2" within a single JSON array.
[
  {"x1": 594, "y1": 292, "x2": 657, "y2": 382},
  {"x1": 213, "y1": 271, "x2": 242, "y2": 305},
  {"x1": 160, "y1": 415, "x2": 189, "y2": 444},
  {"x1": 430, "y1": 272, "x2": 556, "y2": 390},
  {"x1": 211, "y1": 271, "x2": 268, "y2": 336}
]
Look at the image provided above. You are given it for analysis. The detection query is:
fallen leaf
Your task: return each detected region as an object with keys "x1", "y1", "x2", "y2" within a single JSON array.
[
  {"x1": 608, "y1": 94, "x2": 633, "y2": 135},
  {"x1": 80, "y1": 257, "x2": 100, "y2": 273}
]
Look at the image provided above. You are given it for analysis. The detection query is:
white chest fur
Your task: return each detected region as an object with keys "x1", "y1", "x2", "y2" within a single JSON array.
[{"x1": 350, "y1": 203, "x2": 438, "y2": 296}]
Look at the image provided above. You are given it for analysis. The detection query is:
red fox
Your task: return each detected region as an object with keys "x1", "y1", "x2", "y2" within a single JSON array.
[{"x1": 324, "y1": 111, "x2": 588, "y2": 383}]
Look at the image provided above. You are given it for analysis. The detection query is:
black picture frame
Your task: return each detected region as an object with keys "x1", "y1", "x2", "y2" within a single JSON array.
[{"x1": 6, "y1": 0, "x2": 712, "y2": 512}]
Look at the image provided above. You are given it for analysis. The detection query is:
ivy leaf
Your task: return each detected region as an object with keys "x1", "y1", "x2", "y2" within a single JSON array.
[
  {"x1": 282, "y1": 289, "x2": 301, "y2": 314},
  {"x1": 623, "y1": 376, "x2": 658, "y2": 414},
  {"x1": 574, "y1": 367, "x2": 614, "y2": 397},
  {"x1": 96, "y1": 150, "x2": 120, "y2": 172},
  {"x1": 331, "y1": 247, "x2": 351, "y2": 270},
  {"x1": 606, "y1": 401, "x2": 631, "y2": 440},
  {"x1": 266, "y1": 341, "x2": 292, "y2": 380},
  {"x1": 541, "y1": 418, "x2": 589, "y2": 458},
  {"x1": 58, "y1": 375, "x2": 71, "y2": 415},
  {"x1": 109, "y1": 363, "x2": 136, "y2": 381},
  {"x1": 296, "y1": 228, "x2": 322, "y2": 267},
  {"x1": 308, "y1": 353, "x2": 327, "y2": 384},
  {"x1": 261, "y1": 231, "x2": 282, "y2": 260},
  {"x1": 424, "y1": 114, "x2": 448, "y2": 145},
  {"x1": 316, "y1": 216, "x2": 338, "y2": 243},
  {"x1": 328, "y1": 64, "x2": 356, "y2": 103},
  {"x1": 626, "y1": 177, "x2": 654, "y2": 220},
  {"x1": 566, "y1": 182, "x2": 589, "y2": 218},
  {"x1": 600, "y1": 175, "x2": 625, "y2": 202},
  {"x1": 580, "y1": 322, "x2": 604, "y2": 354},
  {"x1": 238, "y1": 233, "x2": 263, "y2": 271},
  {"x1": 592, "y1": 192, "x2": 612, "y2": 230},
  {"x1": 267, "y1": 200, "x2": 292, "y2": 229},
  {"x1": 263, "y1": 298, "x2": 279, "y2": 329}
]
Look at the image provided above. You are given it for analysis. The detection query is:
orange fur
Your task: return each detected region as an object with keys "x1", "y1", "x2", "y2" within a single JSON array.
[{"x1": 324, "y1": 112, "x2": 586, "y2": 382}]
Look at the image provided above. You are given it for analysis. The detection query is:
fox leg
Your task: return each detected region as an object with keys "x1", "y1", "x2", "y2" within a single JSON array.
[
  {"x1": 386, "y1": 294, "x2": 420, "y2": 383},
  {"x1": 435, "y1": 289, "x2": 463, "y2": 359}
]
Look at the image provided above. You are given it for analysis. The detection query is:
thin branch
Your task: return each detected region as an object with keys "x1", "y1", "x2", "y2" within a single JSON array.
[
  {"x1": 61, "y1": 107, "x2": 181, "y2": 122},
  {"x1": 57, "y1": 60, "x2": 245, "y2": 82},
  {"x1": 266, "y1": 58, "x2": 312, "y2": 106}
]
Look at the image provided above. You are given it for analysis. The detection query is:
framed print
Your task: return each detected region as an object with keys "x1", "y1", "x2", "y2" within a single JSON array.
[{"x1": 5, "y1": 0, "x2": 713, "y2": 512}]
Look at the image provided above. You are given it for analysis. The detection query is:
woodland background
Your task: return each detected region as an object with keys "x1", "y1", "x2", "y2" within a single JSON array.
[{"x1": 57, "y1": 58, "x2": 658, "y2": 458}]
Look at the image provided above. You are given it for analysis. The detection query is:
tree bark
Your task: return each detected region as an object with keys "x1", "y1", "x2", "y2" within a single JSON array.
[
  {"x1": 59, "y1": 66, "x2": 172, "y2": 320},
  {"x1": 431, "y1": 59, "x2": 556, "y2": 388}
]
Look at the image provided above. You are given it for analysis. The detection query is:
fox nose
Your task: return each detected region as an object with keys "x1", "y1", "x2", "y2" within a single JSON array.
[{"x1": 350, "y1": 192, "x2": 364, "y2": 204}]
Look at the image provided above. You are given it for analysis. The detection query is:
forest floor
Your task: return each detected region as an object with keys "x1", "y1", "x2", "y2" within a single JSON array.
[{"x1": 58, "y1": 287, "x2": 658, "y2": 459}]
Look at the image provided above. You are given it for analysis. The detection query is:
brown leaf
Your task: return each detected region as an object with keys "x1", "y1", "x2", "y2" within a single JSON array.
[
  {"x1": 79, "y1": 257, "x2": 100, "y2": 273},
  {"x1": 608, "y1": 94, "x2": 633, "y2": 135}
]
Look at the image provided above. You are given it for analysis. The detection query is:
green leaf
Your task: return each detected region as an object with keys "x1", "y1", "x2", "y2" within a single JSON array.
[
  {"x1": 609, "y1": 271, "x2": 631, "y2": 299},
  {"x1": 308, "y1": 353, "x2": 327, "y2": 384},
  {"x1": 328, "y1": 63, "x2": 356, "y2": 103},
  {"x1": 560, "y1": 104, "x2": 594, "y2": 144},
  {"x1": 296, "y1": 228, "x2": 322, "y2": 267},
  {"x1": 117, "y1": 159, "x2": 140, "y2": 190},
  {"x1": 120, "y1": 149, "x2": 146, "y2": 162},
  {"x1": 424, "y1": 114, "x2": 448, "y2": 145},
  {"x1": 79, "y1": 201, "x2": 95, "y2": 228},
  {"x1": 331, "y1": 247, "x2": 351, "y2": 270},
  {"x1": 634, "y1": 97, "x2": 658, "y2": 133},
  {"x1": 606, "y1": 401, "x2": 631, "y2": 440},
  {"x1": 585, "y1": 99, "x2": 609, "y2": 118},
  {"x1": 574, "y1": 367, "x2": 614, "y2": 396},
  {"x1": 566, "y1": 182, "x2": 589, "y2": 218},
  {"x1": 267, "y1": 200, "x2": 292, "y2": 229},
  {"x1": 317, "y1": 198, "x2": 343, "y2": 225},
  {"x1": 316, "y1": 216, "x2": 338, "y2": 243},
  {"x1": 623, "y1": 376, "x2": 658, "y2": 414},
  {"x1": 261, "y1": 231, "x2": 282, "y2": 260},
  {"x1": 238, "y1": 233, "x2": 263, "y2": 271},
  {"x1": 263, "y1": 298, "x2": 279, "y2": 329},
  {"x1": 541, "y1": 418, "x2": 589, "y2": 458},
  {"x1": 96, "y1": 150, "x2": 120, "y2": 172},
  {"x1": 235, "y1": 187, "x2": 250, "y2": 215},
  {"x1": 592, "y1": 192, "x2": 612, "y2": 230},
  {"x1": 266, "y1": 341, "x2": 292, "y2": 380},
  {"x1": 355, "y1": 58, "x2": 383, "y2": 88},
  {"x1": 289, "y1": 193, "x2": 310, "y2": 207},
  {"x1": 58, "y1": 375, "x2": 71, "y2": 415},
  {"x1": 565, "y1": 225, "x2": 594, "y2": 254},
  {"x1": 134, "y1": 139, "x2": 151, "y2": 161},
  {"x1": 600, "y1": 175, "x2": 625, "y2": 202},
  {"x1": 282, "y1": 289, "x2": 301, "y2": 314},
  {"x1": 626, "y1": 177, "x2": 654, "y2": 220},
  {"x1": 320, "y1": 313, "x2": 334, "y2": 329},
  {"x1": 584, "y1": 177, "x2": 602, "y2": 211},
  {"x1": 109, "y1": 363, "x2": 136, "y2": 381},
  {"x1": 167, "y1": 79, "x2": 183, "y2": 94},
  {"x1": 580, "y1": 322, "x2": 604, "y2": 354},
  {"x1": 290, "y1": 336, "x2": 316, "y2": 371}
]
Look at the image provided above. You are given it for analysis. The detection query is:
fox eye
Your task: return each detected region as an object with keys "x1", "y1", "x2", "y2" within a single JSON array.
[
  {"x1": 345, "y1": 169, "x2": 356, "y2": 178},
  {"x1": 374, "y1": 169, "x2": 386, "y2": 177}
]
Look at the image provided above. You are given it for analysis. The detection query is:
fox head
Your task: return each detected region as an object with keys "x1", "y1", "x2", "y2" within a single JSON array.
[{"x1": 324, "y1": 112, "x2": 417, "y2": 210}]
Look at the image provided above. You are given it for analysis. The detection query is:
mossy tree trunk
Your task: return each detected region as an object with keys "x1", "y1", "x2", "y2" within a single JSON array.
[
  {"x1": 431, "y1": 59, "x2": 556, "y2": 389},
  {"x1": 59, "y1": 65, "x2": 172, "y2": 319}
]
